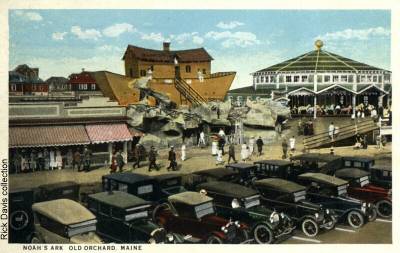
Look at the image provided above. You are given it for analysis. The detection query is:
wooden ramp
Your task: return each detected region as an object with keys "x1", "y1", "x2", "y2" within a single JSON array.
[{"x1": 303, "y1": 118, "x2": 379, "y2": 150}]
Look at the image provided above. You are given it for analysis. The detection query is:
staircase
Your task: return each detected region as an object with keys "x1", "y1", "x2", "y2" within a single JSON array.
[
  {"x1": 175, "y1": 78, "x2": 207, "y2": 106},
  {"x1": 303, "y1": 118, "x2": 379, "y2": 150}
]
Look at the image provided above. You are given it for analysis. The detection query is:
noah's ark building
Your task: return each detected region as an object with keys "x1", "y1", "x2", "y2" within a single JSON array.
[{"x1": 228, "y1": 40, "x2": 391, "y2": 117}]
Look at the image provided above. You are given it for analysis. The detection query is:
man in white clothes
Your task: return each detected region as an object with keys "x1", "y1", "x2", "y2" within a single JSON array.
[
  {"x1": 197, "y1": 69, "x2": 204, "y2": 82},
  {"x1": 218, "y1": 128, "x2": 225, "y2": 138},
  {"x1": 248, "y1": 136, "x2": 255, "y2": 156},
  {"x1": 216, "y1": 149, "x2": 224, "y2": 165},
  {"x1": 328, "y1": 122, "x2": 335, "y2": 140},
  {"x1": 198, "y1": 131, "x2": 206, "y2": 146},
  {"x1": 181, "y1": 144, "x2": 186, "y2": 161},
  {"x1": 289, "y1": 136, "x2": 296, "y2": 151}
]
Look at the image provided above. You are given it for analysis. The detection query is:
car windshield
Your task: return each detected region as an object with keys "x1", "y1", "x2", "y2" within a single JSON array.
[
  {"x1": 137, "y1": 184, "x2": 153, "y2": 195},
  {"x1": 194, "y1": 201, "x2": 214, "y2": 218},
  {"x1": 337, "y1": 184, "x2": 348, "y2": 196},
  {"x1": 67, "y1": 219, "x2": 97, "y2": 238},
  {"x1": 244, "y1": 195, "x2": 260, "y2": 209},
  {"x1": 125, "y1": 205, "x2": 151, "y2": 221},
  {"x1": 358, "y1": 176, "x2": 370, "y2": 187},
  {"x1": 293, "y1": 190, "x2": 306, "y2": 202}
]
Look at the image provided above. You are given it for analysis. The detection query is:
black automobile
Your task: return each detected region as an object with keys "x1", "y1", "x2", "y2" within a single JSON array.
[
  {"x1": 254, "y1": 160, "x2": 296, "y2": 180},
  {"x1": 185, "y1": 168, "x2": 241, "y2": 190},
  {"x1": 297, "y1": 172, "x2": 377, "y2": 228},
  {"x1": 9, "y1": 188, "x2": 35, "y2": 243},
  {"x1": 342, "y1": 156, "x2": 375, "y2": 171},
  {"x1": 225, "y1": 163, "x2": 258, "y2": 186},
  {"x1": 253, "y1": 178, "x2": 337, "y2": 237},
  {"x1": 290, "y1": 153, "x2": 343, "y2": 175},
  {"x1": 369, "y1": 163, "x2": 392, "y2": 189},
  {"x1": 153, "y1": 173, "x2": 188, "y2": 201},
  {"x1": 87, "y1": 191, "x2": 184, "y2": 243},
  {"x1": 36, "y1": 181, "x2": 80, "y2": 202},
  {"x1": 102, "y1": 172, "x2": 158, "y2": 201},
  {"x1": 197, "y1": 181, "x2": 295, "y2": 244}
]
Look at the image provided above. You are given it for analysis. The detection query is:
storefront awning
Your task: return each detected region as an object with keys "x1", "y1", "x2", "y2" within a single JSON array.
[
  {"x1": 9, "y1": 125, "x2": 90, "y2": 148},
  {"x1": 85, "y1": 124, "x2": 132, "y2": 144}
]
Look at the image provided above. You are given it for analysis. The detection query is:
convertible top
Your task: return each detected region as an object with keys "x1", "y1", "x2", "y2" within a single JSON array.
[
  {"x1": 254, "y1": 160, "x2": 292, "y2": 166},
  {"x1": 32, "y1": 199, "x2": 95, "y2": 225},
  {"x1": 194, "y1": 167, "x2": 238, "y2": 179},
  {"x1": 226, "y1": 163, "x2": 257, "y2": 170},
  {"x1": 168, "y1": 191, "x2": 213, "y2": 206},
  {"x1": 335, "y1": 168, "x2": 370, "y2": 179},
  {"x1": 254, "y1": 178, "x2": 306, "y2": 193},
  {"x1": 342, "y1": 156, "x2": 374, "y2": 163},
  {"x1": 39, "y1": 181, "x2": 78, "y2": 191},
  {"x1": 298, "y1": 173, "x2": 348, "y2": 186},
  {"x1": 103, "y1": 172, "x2": 156, "y2": 185},
  {"x1": 291, "y1": 153, "x2": 342, "y2": 163},
  {"x1": 153, "y1": 173, "x2": 182, "y2": 182},
  {"x1": 197, "y1": 181, "x2": 258, "y2": 199},
  {"x1": 88, "y1": 191, "x2": 150, "y2": 210}
]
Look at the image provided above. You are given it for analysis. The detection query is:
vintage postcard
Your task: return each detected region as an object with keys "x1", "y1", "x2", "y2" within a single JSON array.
[{"x1": 0, "y1": 0, "x2": 398, "y2": 252}]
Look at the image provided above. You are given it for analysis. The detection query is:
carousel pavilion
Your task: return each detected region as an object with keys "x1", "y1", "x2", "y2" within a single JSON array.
[{"x1": 250, "y1": 40, "x2": 391, "y2": 118}]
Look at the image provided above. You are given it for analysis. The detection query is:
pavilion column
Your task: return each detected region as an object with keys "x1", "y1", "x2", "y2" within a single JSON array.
[
  {"x1": 108, "y1": 143, "x2": 113, "y2": 165},
  {"x1": 352, "y1": 95, "x2": 356, "y2": 116},
  {"x1": 123, "y1": 141, "x2": 128, "y2": 164},
  {"x1": 313, "y1": 73, "x2": 317, "y2": 119}
]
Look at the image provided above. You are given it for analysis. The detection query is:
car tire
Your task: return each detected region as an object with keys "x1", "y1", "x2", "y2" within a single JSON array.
[
  {"x1": 205, "y1": 235, "x2": 224, "y2": 244},
  {"x1": 376, "y1": 200, "x2": 392, "y2": 218},
  {"x1": 367, "y1": 206, "x2": 377, "y2": 222},
  {"x1": 324, "y1": 215, "x2": 336, "y2": 231},
  {"x1": 253, "y1": 224, "x2": 274, "y2": 244},
  {"x1": 347, "y1": 211, "x2": 364, "y2": 229},
  {"x1": 30, "y1": 233, "x2": 45, "y2": 244},
  {"x1": 301, "y1": 218, "x2": 319, "y2": 237}
]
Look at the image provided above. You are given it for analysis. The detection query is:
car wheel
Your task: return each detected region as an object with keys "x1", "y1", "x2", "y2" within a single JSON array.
[
  {"x1": 324, "y1": 215, "x2": 336, "y2": 231},
  {"x1": 301, "y1": 218, "x2": 319, "y2": 237},
  {"x1": 253, "y1": 224, "x2": 274, "y2": 244},
  {"x1": 206, "y1": 235, "x2": 224, "y2": 244},
  {"x1": 367, "y1": 206, "x2": 377, "y2": 222},
  {"x1": 376, "y1": 200, "x2": 392, "y2": 218},
  {"x1": 347, "y1": 211, "x2": 364, "y2": 229},
  {"x1": 30, "y1": 233, "x2": 44, "y2": 244}
]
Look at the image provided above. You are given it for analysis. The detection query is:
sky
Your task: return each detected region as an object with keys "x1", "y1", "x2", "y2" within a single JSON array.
[{"x1": 9, "y1": 10, "x2": 391, "y2": 89}]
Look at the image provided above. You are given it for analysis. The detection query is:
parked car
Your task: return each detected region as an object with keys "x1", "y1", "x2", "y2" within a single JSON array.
[
  {"x1": 290, "y1": 153, "x2": 343, "y2": 175},
  {"x1": 9, "y1": 188, "x2": 35, "y2": 243},
  {"x1": 153, "y1": 173, "x2": 188, "y2": 201},
  {"x1": 253, "y1": 178, "x2": 337, "y2": 237},
  {"x1": 152, "y1": 191, "x2": 249, "y2": 244},
  {"x1": 87, "y1": 191, "x2": 184, "y2": 243},
  {"x1": 36, "y1": 181, "x2": 80, "y2": 202},
  {"x1": 254, "y1": 160, "x2": 296, "y2": 180},
  {"x1": 197, "y1": 181, "x2": 295, "y2": 244},
  {"x1": 31, "y1": 199, "x2": 102, "y2": 243},
  {"x1": 225, "y1": 163, "x2": 258, "y2": 186},
  {"x1": 102, "y1": 173, "x2": 158, "y2": 201},
  {"x1": 185, "y1": 168, "x2": 241, "y2": 190},
  {"x1": 297, "y1": 173, "x2": 377, "y2": 228},
  {"x1": 334, "y1": 168, "x2": 391, "y2": 218},
  {"x1": 369, "y1": 163, "x2": 392, "y2": 189}
]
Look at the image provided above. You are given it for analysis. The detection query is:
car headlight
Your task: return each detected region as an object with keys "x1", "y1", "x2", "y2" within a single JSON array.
[
  {"x1": 221, "y1": 226, "x2": 228, "y2": 233},
  {"x1": 362, "y1": 202, "x2": 367, "y2": 207},
  {"x1": 280, "y1": 212, "x2": 285, "y2": 218},
  {"x1": 315, "y1": 213, "x2": 319, "y2": 219},
  {"x1": 326, "y1": 209, "x2": 330, "y2": 215},
  {"x1": 234, "y1": 221, "x2": 241, "y2": 228},
  {"x1": 269, "y1": 212, "x2": 280, "y2": 223},
  {"x1": 231, "y1": 198, "x2": 240, "y2": 209},
  {"x1": 166, "y1": 234, "x2": 174, "y2": 242}
]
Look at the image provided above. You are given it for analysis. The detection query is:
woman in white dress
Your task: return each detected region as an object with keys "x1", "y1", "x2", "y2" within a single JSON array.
[
  {"x1": 181, "y1": 144, "x2": 186, "y2": 161},
  {"x1": 241, "y1": 143, "x2": 248, "y2": 162},
  {"x1": 49, "y1": 149, "x2": 56, "y2": 170},
  {"x1": 55, "y1": 150, "x2": 63, "y2": 170}
]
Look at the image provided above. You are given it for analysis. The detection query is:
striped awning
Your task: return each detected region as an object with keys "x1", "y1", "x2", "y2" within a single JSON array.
[
  {"x1": 85, "y1": 124, "x2": 132, "y2": 144},
  {"x1": 9, "y1": 125, "x2": 90, "y2": 148}
]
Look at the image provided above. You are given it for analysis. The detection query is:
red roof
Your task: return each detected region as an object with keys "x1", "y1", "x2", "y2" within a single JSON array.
[
  {"x1": 85, "y1": 124, "x2": 132, "y2": 143},
  {"x1": 123, "y1": 45, "x2": 213, "y2": 63},
  {"x1": 69, "y1": 72, "x2": 96, "y2": 84},
  {"x1": 9, "y1": 125, "x2": 90, "y2": 148}
]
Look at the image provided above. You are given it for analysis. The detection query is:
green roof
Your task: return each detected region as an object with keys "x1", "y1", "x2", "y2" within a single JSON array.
[
  {"x1": 298, "y1": 173, "x2": 348, "y2": 186},
  {"x1": 197, "y1": 181, "x2": 258, "y2": 199},
  {"x1": 255, "y1": 49, "x2": 388, "y2": 73},
  {"x1": 254, "y1": 178, "x2": 306, "y2": 193},
  {"x1": 88, "y1": 191, "x2": 150, "y2": 209},
  {"x1": 168, "y1": 191, "x2": 213, "y2": 206}
]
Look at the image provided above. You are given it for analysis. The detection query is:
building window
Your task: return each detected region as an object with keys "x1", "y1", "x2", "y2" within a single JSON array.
[
  {"x1": 185, "y1": 65, "x2": 191, "y2": 73},
  {"x1": 279, "y1": 76, "x2": 284, "y2": 83},
  {"x1": 270, "y1": 76, "x2": 275, "y2": 83},
  {"x1": 378, "y1": 76, "x2": 382, "y2": 83},
  {"x1": 324, "y1": 75, "x2": 331, "y2": 83},
  {"x1": 91, "y1": 84, "x2": 96, "y2": 90},
  {"x1": 341, "y1": 75, "x2": 347, "y2": 82},
  {"x1": 79, "y1": 84, "x2": 88, "y2": 90},
  {"x1": 202, "y1": 69, "x2": 206, "y2": 75},
  {"x1": 360, "y1": 76, "x2": 366, "y2": 83},
  {"x1": 384, "y1": 74, "x2": 390, "y2": 81},
  {"x1": 367, "y1": 75, "x2": 372, "y2": 82},
  {"x1": 260, "y1": 76, "x2": 264, "y2": 83},
  {"x1": 333, "y1": 75, "x2": 339, "y2": 82},
  {"x1": 10, "y1": 84, "x2": 17, "y2": 91},
  {"x1": 293, "y1": 76, "x2": 299, "y2": 82},
  {"x1": 308, "y1": 75, "x2": 314, "y2": 82},
  {"x1": 301, "y1": 75, "x2": 308, "y2": 82},
  {"x1": 348, "y1": 75, "x2": 354, "y2": 83},
  {"x1": 140, "y1": 70, "x2": 147, "y2": 77},
  {"x1": 285, "y1": 76, "x2": 292, "y2": 83},
  {"x1": 129, "y1": 68, "x2": 133, "y2": 77},
  {"x1": 317, "y1": 75, "x2": 323, "y2": 83},
  {"x1": 265, "y1": 76, "x2": 269, "y2": 83},
  {"x1": 364, "y1": 96, "x2": 368, "y2": 105},
  {"x1": 256, "y1": 77, "x2": 260, "y2": 83},
  {"x1": 373, "y1": 76, "x2": 377, "y2": 82}
]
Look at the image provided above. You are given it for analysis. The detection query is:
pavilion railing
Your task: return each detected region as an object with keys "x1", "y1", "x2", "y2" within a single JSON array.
[{"x1": 303, "y1": 118, "x2": 378, "y2": 150}]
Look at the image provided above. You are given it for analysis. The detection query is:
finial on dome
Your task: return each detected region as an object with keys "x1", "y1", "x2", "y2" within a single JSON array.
[{"x1": 315, "y1": 40, "x2": 324, "y2": 50}]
